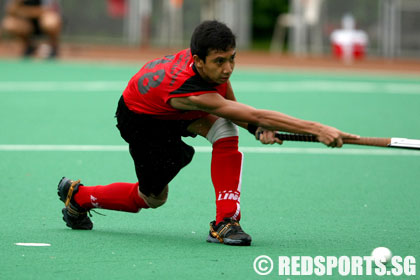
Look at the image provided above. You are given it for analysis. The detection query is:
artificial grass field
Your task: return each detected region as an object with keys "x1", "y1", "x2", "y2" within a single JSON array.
[{"x1": 0, "y1": 59, "x2": 419, "y2": 279}]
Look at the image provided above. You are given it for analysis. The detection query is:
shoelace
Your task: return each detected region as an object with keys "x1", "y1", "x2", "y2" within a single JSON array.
[
  {"x1": 65, "y1": 180, "x2": 80, "y2": 208},
  {"x1": 211, "y1": 220, "x2": 243, "y2": 242},
  {"x1": 89, "y1": 209, "x2": 106, "y2": 216}
]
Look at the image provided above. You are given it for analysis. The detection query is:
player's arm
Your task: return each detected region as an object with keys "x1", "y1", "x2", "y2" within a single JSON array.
[
  {"x1": 224, "y1": 81, "x2": 281, "y2": 144},
  {"x1": 224, "y1": 81, "x2": 248, "y2": 129},
  {"x1": 169, "y1": 92, "x2": 359, "y2": 147}
]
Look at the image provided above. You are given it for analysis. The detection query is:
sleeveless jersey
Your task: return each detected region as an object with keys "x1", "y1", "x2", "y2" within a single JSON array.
[{"x1": 122, "y1": 48, "x2": 227, "y2": 120}]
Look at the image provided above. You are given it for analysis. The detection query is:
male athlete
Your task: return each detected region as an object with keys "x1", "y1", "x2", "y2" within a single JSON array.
[{"x1": 57, "y1": 20, "x2": 359, "y2": 246}]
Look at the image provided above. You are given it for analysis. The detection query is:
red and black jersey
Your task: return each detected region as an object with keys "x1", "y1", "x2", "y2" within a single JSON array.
[{"x1": 122, "y1": 48, "x2": 228, "y2": 120}]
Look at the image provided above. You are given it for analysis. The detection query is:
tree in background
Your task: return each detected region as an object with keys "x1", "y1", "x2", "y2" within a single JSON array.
[{"x1": 252, "y1": 0, "x2": 289, "y2": 49}]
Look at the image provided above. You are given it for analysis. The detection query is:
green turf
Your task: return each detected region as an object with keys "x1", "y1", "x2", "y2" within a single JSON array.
[{"x1": 0, "y1": 59, "x2": 419, "y2": 279}]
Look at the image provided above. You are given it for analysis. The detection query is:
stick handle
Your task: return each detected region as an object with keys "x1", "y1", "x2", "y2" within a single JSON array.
[
  {"x1": 343, "y1": 137, "x2": 390, "y2": 147},
  {"x1": 274, "y1": 133, "x2": 391, "y2": 147}
]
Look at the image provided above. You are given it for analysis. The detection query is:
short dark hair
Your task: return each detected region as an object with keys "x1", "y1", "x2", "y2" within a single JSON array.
[{"x1": 190, "y1": 20, "x2": 236, "y2": 61}]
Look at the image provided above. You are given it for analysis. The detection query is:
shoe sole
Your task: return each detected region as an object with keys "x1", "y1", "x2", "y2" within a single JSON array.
[
  {"x1": 206, "y1": 235, "x2": 251, "y2": 246},
  {"x1": 61, "y1": 208, "x2": 93, "y2": 230}
]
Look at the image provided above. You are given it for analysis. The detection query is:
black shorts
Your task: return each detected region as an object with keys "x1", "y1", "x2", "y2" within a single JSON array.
[
  {"x1": 30, "y1": 18, "x2": 42, "y2": 35},
  {"x1": 115, "y1": 96, "x2": 196, "y2": 196}
]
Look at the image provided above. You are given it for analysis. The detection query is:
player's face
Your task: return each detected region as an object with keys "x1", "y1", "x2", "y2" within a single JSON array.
[{"x1": 196, "y1": 48, "x2": 236, "y2": 84}]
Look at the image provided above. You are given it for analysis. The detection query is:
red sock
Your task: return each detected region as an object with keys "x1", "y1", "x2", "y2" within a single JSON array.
[
  {"x1": 73, "y1": 182, "x2": 149, "y2": 212},
  {"x1": 211, "y1": 136, "x2": 243, "y2": 224}
]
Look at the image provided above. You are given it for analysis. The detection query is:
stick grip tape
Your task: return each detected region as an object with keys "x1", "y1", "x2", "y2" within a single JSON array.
[{"x1": 274, "y1": 133, "x2": 391, "y2": 147}]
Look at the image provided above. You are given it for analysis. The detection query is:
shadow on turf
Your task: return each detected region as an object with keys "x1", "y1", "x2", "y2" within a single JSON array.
[
  {"x1": 50, "y1": 227, "x2": 214, "y2": 247},
  {"x1": 50, "y1": 227, "x2": 265, "y2": 248}
]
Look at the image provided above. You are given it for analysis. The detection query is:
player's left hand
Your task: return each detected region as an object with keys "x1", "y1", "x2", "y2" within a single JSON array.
[{"x1": 256, "y1": 128, "x2": 283, "y2": 145}]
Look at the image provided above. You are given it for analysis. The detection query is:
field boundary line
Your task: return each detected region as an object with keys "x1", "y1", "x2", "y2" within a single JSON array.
[
  {"x1": 0, "y1": 81, "x2": 419, "y2": 95},
  {"x1": 0, "y1": 144, "x2": 419, "y2": 156}
]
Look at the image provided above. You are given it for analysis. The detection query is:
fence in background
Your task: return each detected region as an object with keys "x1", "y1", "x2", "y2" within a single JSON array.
[
  {"x1": 275, "y1": 0, "x2": 420, "y2": 58},
  {"x1": 0, "y1": 0, "x2": 251, "y2": 49},
  {"x1": 1, "y1": 0, "x2": 419, "y2": 58}
]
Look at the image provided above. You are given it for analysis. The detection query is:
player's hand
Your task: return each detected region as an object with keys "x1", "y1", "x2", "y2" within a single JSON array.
[
  {"x1": 316, "y1": 125, "x2": 359, "y2": 148},
  {"x1": 256, "y1": 128, "x2": 283, "y2": 145}
]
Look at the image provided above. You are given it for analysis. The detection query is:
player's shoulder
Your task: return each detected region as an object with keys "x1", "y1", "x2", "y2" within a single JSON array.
[
  {"x1": 141, "y1": 48, "x2": 191, "y2": 71},
  {"x1": 141, "y1": 54, "x2": 175, "y2": 71},
  {"x1": 170, "y1": 64, "x2": 220, "y2": 95}
]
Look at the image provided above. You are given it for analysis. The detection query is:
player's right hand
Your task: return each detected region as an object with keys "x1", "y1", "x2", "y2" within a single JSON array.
[
  {"x1": 316, "y1": 125, "x2": 359, "y2": 148},
  {"x1": 256, "y1": 128, "x2": 283, "y2": 145}
]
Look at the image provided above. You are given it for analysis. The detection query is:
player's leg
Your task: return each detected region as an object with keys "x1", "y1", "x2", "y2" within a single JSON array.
[
  {"x1": 127, "y1": 135, "x2": 194, "y2": 207},
  {"x1": 59, "y1": 144, "x2": 185, "y2": 215},
  {"x1": 57, "y1": 97, "x2": 193, "y2": 230},
  {"x1": 115, "y1": 95, "x2": 194, "y2": 209},
  {"x1": 1, "y1": 16, "x2": 32, "y2": 36},
  {"x1": 188, "y1": 116, "x2": 251, "y2": 246},
  {"x1": 1, "y1": 15, "x2": 35, "y2": 56},
  {"x1": 67, "y1": 136, "x2": 193, "y2": 214},
  {"x1": 39, "y1": 10, "x2": 61, "y2": 57},
  {"x1": 57, "y1": 177, "x2": 151, "y2": 230},
  {"x1": 66, "y1": 116, "x2": 195, "y2": 214},
  {"x1": 188, "y1": 116, "x2": 242, "y2": 222},
  {"x1": 57, "y1": 178, "x2": 170, "y2": 230}
]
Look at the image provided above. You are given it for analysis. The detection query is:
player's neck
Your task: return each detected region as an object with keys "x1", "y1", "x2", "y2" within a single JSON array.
[{"x1": 193, "y1": 63, "x2": 214, "y2": 84}]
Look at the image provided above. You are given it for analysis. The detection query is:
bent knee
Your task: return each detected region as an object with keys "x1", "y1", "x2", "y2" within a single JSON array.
[
  {"x1": 140, "y1": 185, "x2": 168, "y2": 209},
  {"x1": 145, "y1": 196, "x2": 167, "y2": 209},
  {"x1": 2, "y1": 17, "x2": 32, "y2": 35},
  {"x1": 40, "y1": 12, "x2": 61, "y2": 32},
  {"x1": 206, "y1": 118, "x2": 238, "y2": 144}
]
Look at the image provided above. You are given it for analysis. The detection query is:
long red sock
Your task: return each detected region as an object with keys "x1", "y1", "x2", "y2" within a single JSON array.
[
  {"x1": 211, "y1": 136, "x2": 243, "y2": 224},
  {"x1": 73, "y1": 182, "x2": 149, "y2": 212}
]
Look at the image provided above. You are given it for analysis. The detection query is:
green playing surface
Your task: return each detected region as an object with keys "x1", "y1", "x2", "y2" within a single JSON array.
[{"x1": 0, "y1": 59, "x2": 419, "y2": 279}]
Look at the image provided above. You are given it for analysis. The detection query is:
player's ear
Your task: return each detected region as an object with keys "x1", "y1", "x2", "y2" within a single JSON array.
[{"x1": 193, "y1": 54, "x2": 205, "y2": 68}]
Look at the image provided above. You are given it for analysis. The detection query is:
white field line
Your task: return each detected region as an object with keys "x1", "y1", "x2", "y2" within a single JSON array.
[
  {"x1": 15, "y1": 243, "x2": 51, "y2": 247},
  {"x1": 0, "y1": 144, "x2": 419, "y2": 156},
  {"x1": 0, "y1": 81, "x2": 419, "y2": 95},
  {"x1": 0, "y1": 81, "x2": 126, "y2": 92},
  {"x1": 235, "y1": 81, "x2": 420, "y2": 95}
]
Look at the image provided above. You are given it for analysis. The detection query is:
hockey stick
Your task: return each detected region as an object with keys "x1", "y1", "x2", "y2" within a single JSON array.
[{"x1": 273, "y1": 133, "x2": 420, "y2": 150}]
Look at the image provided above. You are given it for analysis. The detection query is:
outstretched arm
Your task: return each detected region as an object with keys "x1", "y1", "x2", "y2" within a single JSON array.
[
  {"x1": 224, "y1": 81, "x2": 282, "y2": 145},
  {"x1": 169, "y1": 93, "x2": 359, "y2": 147}
]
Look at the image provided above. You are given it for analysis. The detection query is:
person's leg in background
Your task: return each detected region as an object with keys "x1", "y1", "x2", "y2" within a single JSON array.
[
  {"x1": 39, "y1": 9, "x2": 61, "y2": 58},
  {"x1": 1, "y1": 15, "x2": 35, "y2": 57}
]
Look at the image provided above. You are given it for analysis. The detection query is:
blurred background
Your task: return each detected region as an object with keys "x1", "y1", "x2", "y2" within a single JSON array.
[{"x1": 0, "y1": 0, "x2": 420, "y2": 66}]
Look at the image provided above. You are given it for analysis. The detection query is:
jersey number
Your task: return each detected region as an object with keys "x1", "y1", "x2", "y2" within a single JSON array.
[
  {"x1": 138, "y1": 69, "x2": 165, "y2": 95},
  {"x1": 138, "y1": 56, "x2": 175, "y2": 95}
]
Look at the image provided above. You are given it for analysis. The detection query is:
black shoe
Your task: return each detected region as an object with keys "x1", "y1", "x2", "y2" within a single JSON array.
[
  {"x1": 57, "y1": 177, "x2": 93, "y2": 230},
  {"x1": 22, "y1": 44, "x2": 37, "y2": 58},
  {"x1": 206, "y1": 218, "x2": 252, "y2": 246},
  {"x1": 47, "y1": 47, "x2": 58, "y2": 59}
]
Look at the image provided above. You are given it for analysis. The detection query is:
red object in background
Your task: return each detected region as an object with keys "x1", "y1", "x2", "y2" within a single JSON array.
[
  {"x1": 108, "y1": 0, "x2": 127, "y2": 18},
  {"x1": 330, "y1": 14, "x2": 368, "y2": 61},
  {"x1": 332, "y1": 43, "x2": 365, "y2": 59},
  {"x1": 170, "y1": 0, "x2": 184, "y2": 8}
]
